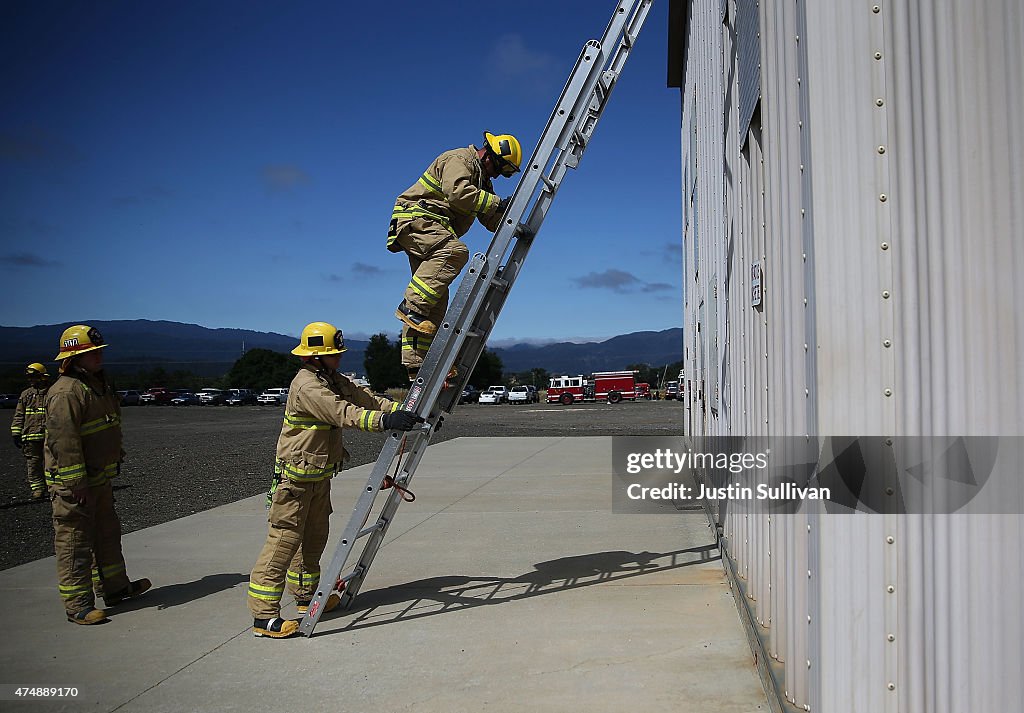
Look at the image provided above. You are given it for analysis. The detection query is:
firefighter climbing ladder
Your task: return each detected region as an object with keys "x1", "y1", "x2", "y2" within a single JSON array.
[{"x1": 298, "y1": 0, "x2": 653, "y2": 637}]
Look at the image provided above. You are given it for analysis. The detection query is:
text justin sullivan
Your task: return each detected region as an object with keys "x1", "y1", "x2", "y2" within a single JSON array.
[{"x1": 700, "y1": 483, "x2": 830, "y2": 500}]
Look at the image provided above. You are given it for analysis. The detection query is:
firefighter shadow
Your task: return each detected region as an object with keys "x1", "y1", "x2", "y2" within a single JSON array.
[
  {"x1": 109, "y1": 573, "x2": 249, "y2": 613},
  {"x1": 319, "y1": 544, "x2": 721, "y2": 636}
]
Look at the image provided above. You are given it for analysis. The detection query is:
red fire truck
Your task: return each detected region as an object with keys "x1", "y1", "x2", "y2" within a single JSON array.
[{"x1": 547, "y1": 371, "x2": 639, "y2": 405}]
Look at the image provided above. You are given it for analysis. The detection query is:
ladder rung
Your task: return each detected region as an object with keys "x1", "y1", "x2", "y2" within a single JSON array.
[
  {"x1": 339, "y1": 568, "x2": 363, "y2": 585},
  {"x1": 357, "y1": 521, "x2": 385, "y2": 539},
  {"x1": 466, "y1": 329, "x2": 485, "y2": 339}
]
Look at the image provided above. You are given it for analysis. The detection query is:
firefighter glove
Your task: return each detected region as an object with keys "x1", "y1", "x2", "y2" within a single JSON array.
[
  {"x1": 12, "y1": 435, "x2": 21, "y2": 448},
  {"x1": 497, "y1": 196, "x2": 511, "y2": 215},
  {"x1": 381, "y1": 410, "x2": 424, "y2": 432}
]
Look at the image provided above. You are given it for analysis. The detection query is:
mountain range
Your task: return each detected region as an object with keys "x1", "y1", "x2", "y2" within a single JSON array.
[{"x1": 0, "y1": 320, "x2": 682, "y2": 376}]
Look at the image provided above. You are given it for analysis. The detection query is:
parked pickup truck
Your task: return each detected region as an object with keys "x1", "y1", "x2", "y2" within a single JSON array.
[{"x1": 257, "y1": 388, "x2": 289, "y2": 405}]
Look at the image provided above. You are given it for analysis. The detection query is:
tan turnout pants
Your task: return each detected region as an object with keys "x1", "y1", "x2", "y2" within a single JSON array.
[
  {"x1": 396, "y1": 220, "x2": 469, "y2": 369},
  {"x1": 23, "y1": 440, "x2": 46, "y2": 494},
  {"x1": 248, "y1": 478, "x2": 333, "y2": 619},
  {"x1": 51, "y1": 481, "x2": 130, "y2": 614}
]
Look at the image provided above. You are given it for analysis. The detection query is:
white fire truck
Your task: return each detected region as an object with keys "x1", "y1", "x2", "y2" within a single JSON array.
[{"x1": 547, "y1": 371, "x2": 639, "y2": 405}]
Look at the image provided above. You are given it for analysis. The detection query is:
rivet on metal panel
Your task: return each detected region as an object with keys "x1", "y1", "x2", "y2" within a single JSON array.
[
  {"x1": 805, "y1": 389, "x2": 809, "y2": 396},
  {"x1": 886, "y1": 487, "x2": 895, "y2": 495},
  {"x1": 877, "y1": 145, "x2": 886, "y2": 154},
  {"x1": 803, "y1": 298, "x2": 808, "y2": 305},
  {"x1": 796, "y1": 35, "x2": 800, "y2": 42},
  {"x1": 807, "y1": 524, "x2": 811, "y2": 532},
  {"x1": 874, "y1": 51, "x2": 883, "y2": 60},
  {"x1": 886, "y1": 438, "x2": 893, "y2": 446},
  {"x1": 884, "y1": 388, "x2": 893, "y2": 397},
  {"x1": 804, "y1": 343, "x2": 808, "y2": 351},
  {"x1": 807, "y1": 569, "x2": 812, "y2": 579},
  {"x1": 886, "y1": 536, "x2": 895, "y2": 544},
  {"x1": 888, "y1": 634, "x2": 896, "y2": 642},
  {"x1": 876, "y1": 98, "x2": 885, "y2": 107},
  {"x1": 887, "y1": 585, "x2": 895, "y2": 593},
  {"x1": 807, "y1": 660, "x2": 811, "y2": 669},
  {"x1": 804, "y1": 707, "x2": 811, "y2": 712},
  {"x1": 807, "y1": 615, "x2": 811, "y2": 623},
  {"x1": 883, "y1": 339, "x2": 892, "y2": 348},
  {"x1": 881, "y1": 242, "x2": 889, "y2": 250},
  {"x1": 888, "y1": 683, "x2": 896, "y2": 691},
  {"x1": 882, "y1": 290, "x2": 891, "y2": 299},
  {"x1": 880, "y1": 193, "x2": 888, "y2": 202},
  {"x1": 799, "y1": 164, "x2": 804, "y2": 171},
  {"x1": 873, "y1": 5, "x2": 881, "y2": 13}
]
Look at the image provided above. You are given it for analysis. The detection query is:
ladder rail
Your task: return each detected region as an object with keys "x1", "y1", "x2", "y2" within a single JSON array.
[{"x1": 297, "y1": 0, "x2": 653, "y2": 638}]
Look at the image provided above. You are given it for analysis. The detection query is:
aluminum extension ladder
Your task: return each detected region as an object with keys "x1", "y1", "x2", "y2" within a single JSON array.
[{"x1": 298, "y1": 0, "x2": 653, "y2": 637}]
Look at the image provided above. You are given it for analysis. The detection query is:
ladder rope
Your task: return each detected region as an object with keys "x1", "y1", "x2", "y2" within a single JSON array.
[{"x1": 381, "y1": 437, "x2": 416, "y2": 502}]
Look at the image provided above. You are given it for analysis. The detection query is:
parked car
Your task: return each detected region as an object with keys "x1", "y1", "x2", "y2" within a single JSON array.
[
  {"x1": 197, "y1": 388, "x2": 229, "y2": 405},
  {"x1": 508, "y1": 385, "x2": 536, "y2": 404},
  {"x1": 117, "y1": 390, "x2": 142, "y2": 406},
  {"x1": 170, "y1": 391, "x2": 199, "y2": 406},
  {"x1": 479, "y1": 386, "x2": 508, "y2": 404},
  {"x1": 225, "y1": 388, "x2": 256, "y2": 406},
  {"x1": 459, "y1": 385, "x2": 480, "y2": 404},
  {"x1": 139, "y1": 388, "x2": 172, "y2": 405},
  {"x1": 0, "y1": 394, "x2": 18, "y2": 409},
  {"x1": 257, "y1": 387, "x2": 289, "y2": 405}
]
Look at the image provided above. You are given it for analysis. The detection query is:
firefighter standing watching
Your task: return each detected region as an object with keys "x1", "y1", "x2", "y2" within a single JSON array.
[
  {"x1": 11, "y1": 363, "x2": 51, "y2": 500},
  {"x1": 45, "y1": 325, "x2": 151, "y2": 625},
  {"x1": 248, "y1": 322, "x2": 423, "y2": 639},
  {"x1": 390, "y1": 131, "x2": 522, "y2": 378}
]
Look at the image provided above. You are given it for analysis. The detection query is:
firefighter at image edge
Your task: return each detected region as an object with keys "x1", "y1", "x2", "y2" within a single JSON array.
[
  {"x1": 389, "y1": 131, "x2": 522, "y2": 381},
  {"x1": 247, "y1": 321, "x2": 424, "y2": 639},
  {"x1": 11, "y1": 362, "x2": 52, "y2": 500},
  {"x1": 45, "y1": 325, "x2": 151, "y2": 626}
]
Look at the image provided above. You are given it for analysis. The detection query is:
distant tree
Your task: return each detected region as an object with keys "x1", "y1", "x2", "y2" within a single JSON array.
[
  {"x1": 469, "y1": 348, "x2": 503, "y2": 388},
  {"x1": 363, "y1": 333, "x2": 406, "y2": 392},
  {"x1": 227, "y1": 348, "x2": 301, "y2": 391},
  {"x1": 510, "y1": 367, "x2": 550, "y2": 388}
]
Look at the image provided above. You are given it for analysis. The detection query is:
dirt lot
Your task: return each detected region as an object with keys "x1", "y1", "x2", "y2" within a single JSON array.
[{"x1": 0, "y1": 399, "x2": 685, "y2": 570}]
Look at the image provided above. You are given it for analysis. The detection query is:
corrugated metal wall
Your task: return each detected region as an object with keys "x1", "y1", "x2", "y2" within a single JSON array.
[{"x1": 672, "y1": 0, "x2": 1024, "y2": 710}]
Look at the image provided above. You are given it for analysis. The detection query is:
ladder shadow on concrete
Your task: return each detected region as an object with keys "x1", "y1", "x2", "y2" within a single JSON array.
[{"x1": 312, "y1": 544, "x2": 721, "y2": 637}]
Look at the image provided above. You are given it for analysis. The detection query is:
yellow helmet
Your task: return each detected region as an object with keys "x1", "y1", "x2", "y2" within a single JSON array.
[
  {"x1": 484, "y1": 131, "x2": 522, "y2": 176},
  {"x1": 26, "y1": 362, "x2": 49, "y2": 378},
  {"x1": 55, "y1": 324, "x2": 108, "y2": 360},
  {"x1": 292, "y1": 321, "x2": 347, "y2": 356}
]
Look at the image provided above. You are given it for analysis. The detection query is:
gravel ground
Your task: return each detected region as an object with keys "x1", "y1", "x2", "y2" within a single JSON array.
[{"x1": 0, "y1": 399, "x2": 685, "y2": 570}]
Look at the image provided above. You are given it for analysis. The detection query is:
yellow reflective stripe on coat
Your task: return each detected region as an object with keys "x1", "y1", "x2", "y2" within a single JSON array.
[
  {"x1": 358, "y1": 410, "x2": 380, "y2": 432},
  {"x1": 408, "y1": 275, "x2": 440, "y2": 305},
  {"x1": 281, "y1": 462, "x2": 337, "y2": 482},
  {"x1": 86, "y1": 463, "x2": 119, "y2": 486},
  {"x1": 284, "y1": 413, "x2": 335, "y2": 431},
  {"x1": 59, "y1": 583, "x2": 92, "y2": 599},
  {"x1": 417, "y1": 172, "x2": 444, "y2": 197},
  {"x1": 51, "y1": 463, "x2": 87, "y2": 486},
  {"x1": 389, "y1": 402, "x2": 401, "y2": 413},
  {"x1": 391, "y1": 205, "x2": 454, "y2": 234},
  {"x1": 80, "y1": 414, "x2": 121, "y2": 437},
  {"x1": 473, "y1": 190, "x2": 497, "y2": 215},
  {"x1": 22, "y1": 432, "x2": 45, "y2": 442},
  {"x1": 10, "y1": 425, "x2": 22, "y2": 434},
  {"x1": 25, "y1": 407, "x2": 47, "y2": 414},
  {"x1": 248, "y1": 582, "x2": 285, "y2": 601}
]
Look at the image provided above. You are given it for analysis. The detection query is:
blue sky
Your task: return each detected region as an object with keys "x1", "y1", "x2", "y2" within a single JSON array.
[{"x1": 0, "y1": 0, "x2": 682, "y2": 344}]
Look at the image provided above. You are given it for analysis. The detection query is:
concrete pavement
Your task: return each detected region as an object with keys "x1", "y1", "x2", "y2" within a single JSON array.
[{"x1": 0, "y1": 437, "x2": 767, "y2": 712}]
